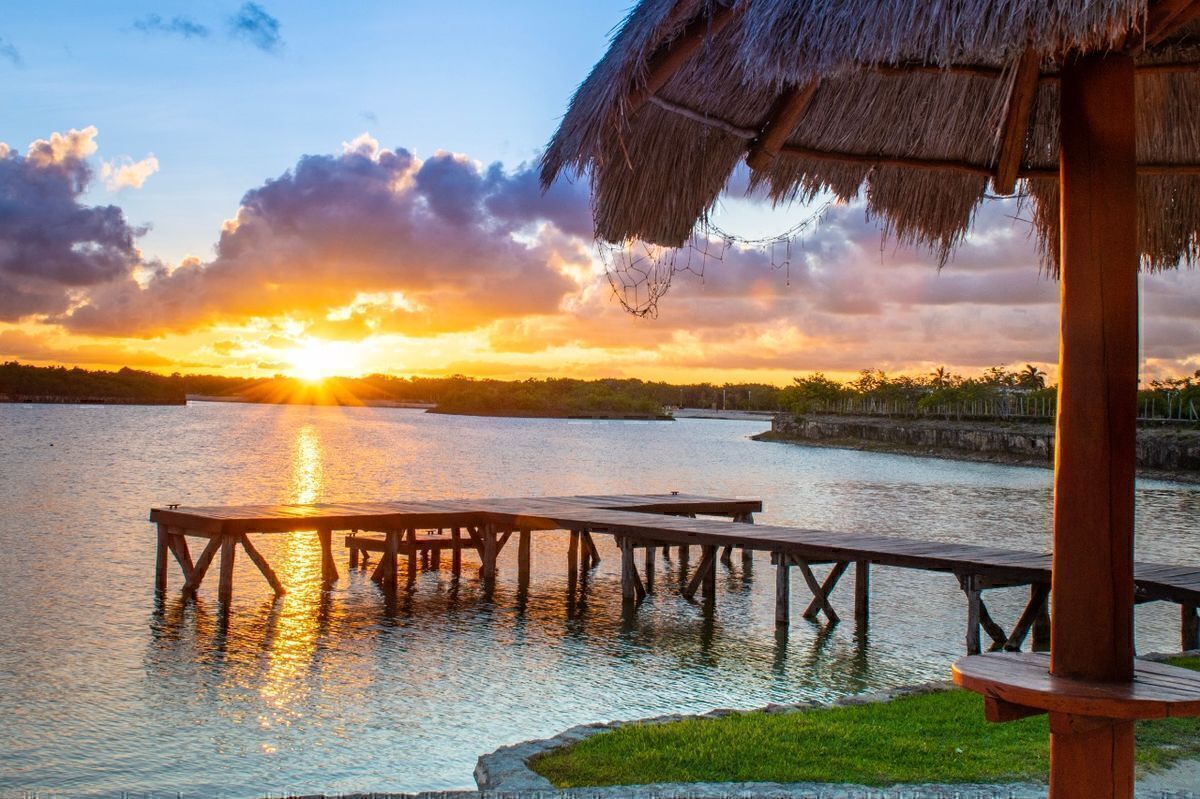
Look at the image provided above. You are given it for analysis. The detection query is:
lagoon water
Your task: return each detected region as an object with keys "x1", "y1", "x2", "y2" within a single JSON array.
[{"x1": 1, "y1": 402, "x2": 1198, "y2": 797}]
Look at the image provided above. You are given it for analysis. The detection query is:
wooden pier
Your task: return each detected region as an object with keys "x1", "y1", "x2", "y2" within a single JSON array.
[{"x1": 150, "y1": 493, "x2": 1200, "y2": 653}]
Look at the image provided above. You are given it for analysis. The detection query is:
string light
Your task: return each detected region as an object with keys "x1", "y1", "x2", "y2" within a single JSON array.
[{"x1": 596, "y1": 201, "x2": 833, "y2": 316}]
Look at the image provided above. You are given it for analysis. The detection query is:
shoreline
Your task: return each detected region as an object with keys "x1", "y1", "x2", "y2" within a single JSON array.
[{"x1": 753, "y1": 430, "x2": 1200, "y2": 485}]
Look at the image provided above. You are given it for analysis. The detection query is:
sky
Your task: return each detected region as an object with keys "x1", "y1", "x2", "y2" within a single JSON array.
[{"x1": 1, "y1": 2, "x2": 1198, "y2": 386}]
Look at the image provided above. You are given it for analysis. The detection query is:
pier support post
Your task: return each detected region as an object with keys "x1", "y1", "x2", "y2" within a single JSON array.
[
  {"x1": 348, "y1": 533, "x2": 359, "y2": 569},
  {"x1": 184, "y1": 535, "x2": 223, "y2": 597},
  {"x1": 965, "y1": 578, "x2": 982, "y2": 655},
  {"x1": 775, "y1": 554, "x2": 790, "y2": 626},
  {"x1": 155, "y1": 524, "x2": 169, "y2": 593},
  {"x1": 701, "y1": 544, "x2": 717, "y2": 599},
  {"x1": 568, "y1": 530, "x2": 579, "y2": 584},
  {"x1": 384, "y1": 528, "x2": 399, "y2": 588},
  {"x1": 405, "y1": 528, "x2": 418, "y2": 582},
  {"x1": 217, "y1": 534, "x2": 236, "y2": 606},
  {"x1": 1184, "y1": 604, "x2": 1199, "y2": 652},
  {"x1": 582, "y1": 531, "x2": 600, "y2": 567},
  {"x1": 855, "y1": 561, "x2": 870, "y2": 623},
  {"x1": 318, "y1": 528, "x2": 338, "y2": 584},
  {"x1": 644, "y1": 544, "x2": 656, "y2": 592},
  {"x1": 620, "y1": 538, "x2": 647, "y2": 602},
  {"x1": 451, "y1": 527, "x2": 463, "y2": 576},
  {"x1": 481, "y1": 524, "x2": 498, "y2": 585},
  {"x1": 518, "y1": 529, "x2": 531, "y2": 589}
]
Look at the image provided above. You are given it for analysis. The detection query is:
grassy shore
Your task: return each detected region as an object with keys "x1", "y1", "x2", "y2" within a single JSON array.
[{"x1": 532, "y1": 657, "x2": 1200, "y2": 788}]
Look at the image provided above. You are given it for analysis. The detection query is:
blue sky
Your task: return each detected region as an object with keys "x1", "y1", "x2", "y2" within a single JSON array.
[{"x1": 1, "y1": 1, "x2": 626, "y2": 264}]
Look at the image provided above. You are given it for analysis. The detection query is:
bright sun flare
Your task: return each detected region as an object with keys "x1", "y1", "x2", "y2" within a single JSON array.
[{"x1": 286, "y1": 339, "x2": 354, "y2": 383}]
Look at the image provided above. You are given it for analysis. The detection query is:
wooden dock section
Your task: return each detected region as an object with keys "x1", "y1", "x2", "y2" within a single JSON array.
[{"x1": 150, "y1": 493, "x2": 1200, "y2": 653}]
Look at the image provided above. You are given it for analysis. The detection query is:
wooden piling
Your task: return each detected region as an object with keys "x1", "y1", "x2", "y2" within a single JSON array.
[
  {"x1": 701, "y1": 544, "x2": 716, "y2": 599},
  {"x1": 217, "y1": 534, "x2": 236, "y2": 606},
  {"x1": 775, "y1": 554, "x2": 790, "y2": 625},
  {"x1": 644, "y1": 544, "x2": 656, "y2": 591},
  {"x1": 348, "y1": 534, "x2": 359, "y2": 569},
  {"x1": 451, "y1": 527, "x2": 463, "y2": 575},
  {"x1": 405, "y1": 527, "x2": 418, "y2": 580},
  {"x1": 965, "y1": 579, "x2": 982, "y2": 655},
  {"x1": 621, "y1": 538, "x2": 636, "y2": 601},
  {"x1": 481, "y1": 524, "x2": 498, "y2": 584},
  {"x1": 568, "y1": 530, "x2": 579, "y2": 584},
  {"x1": 518, "y1": 529, "x2": 531, "y2": 589},
  {"x1": 184, "y1": 536, "x2": 223, "y2": 597},
  {"x1": 154, "y1": 524, "x2": 169, "y2": 593},
  {"x1": 318, "y1": 527, "x2": 338, "y2": 583},
  {"x1": 855, "y1": 560, "x2": 870, "y2": 622},
  {"x1": 1184, "y1": 604, "x2": 1199, "y2": 652}
]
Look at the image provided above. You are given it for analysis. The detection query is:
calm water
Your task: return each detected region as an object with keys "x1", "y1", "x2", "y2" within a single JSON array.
[{"x1": 1, "y1": 403, "x2": 1198, "y2": 797}]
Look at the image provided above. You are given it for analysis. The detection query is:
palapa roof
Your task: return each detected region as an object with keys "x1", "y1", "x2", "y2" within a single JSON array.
[{"x1": 542, "y1": 0, "x2": 1200, "y2": 269}]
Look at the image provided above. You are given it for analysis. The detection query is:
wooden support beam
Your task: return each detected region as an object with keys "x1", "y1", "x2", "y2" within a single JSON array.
[
  {"x1": 318, "y1": 528, "x2": 338, "y2": 584},
  {"x1": 497, "y1": 530, "x2": 513, "y2": 553},
  {"x1": 620, "y1": 538, "x2": 636, "y2": 601},
  {"x1": 384, "y1": 528, "x2": 399, "y2": 588},
  {"x1": 855, "y1": 561, "x2": 870, "y2": 622},
  {"x1": 644, "y1": 543, "x2": 656, "y2": 591},
  {"x1": 405, "y1": 527, "x2": 417, "y2": 580},
  {"x1": 348, "y1": 533, "x2": 359, "y2": 569},
  {"x1": 1184, "y1": 604, "x2": 1199, "y2": 651},
  {"x1": 518, "y1": 529, "x2": 531, "y2": 589},
  {"x1": 775, "y1": 555, "x2": 790, "y2": 626},
  {"x1": 568, "y1": 530, "x2": 579, "y2": 584},
  {"x1": 977, "y1": 597, "x2": 1009, "y2": 649},
  {"x1": 451, "y1": 527, "x2": 463, "y2": 576},
  {"x1": 992, "y1": 46, "x2": 1041, "y2": 195},
  {"x1": 1004, "y1": 583, "x2": 1051, "y2": 651},
  {"x1": 166, "y1": 530, "x2": 194, "y2": 582},
  {"x1": 794, "y1": 558, "x2": 840, "y2": 623},
  {"x1": 155, "y1": 524, "x2": 169, "y2": 593},
  {"x1": 481, "y1": 524, "x2": 498, "y2": 585},
  {"x1": 683, "y1": 545, "x2": 715, "y2": 600},
  {"x1": 1141, "y1": 0, "x2": 1200, "y2": 46},
  {"x1": 701, "y1": 544, "x2": 717, "y2": 599},
  {"x1": 1033, "y1": 593, "x2": 1052, "y2": 651},
  {"x1": 217, "y1": 534, "x2": 236, "y2": 606},
  {"x1": 802, "y1": 561, "x2": 849, "y2": 620},
  {"x1": 582, "y1": 531, "x2": 601, "y2": 565},
  {"x1": 720, "y1": 544, "x2": 734, "y2": 565},
  {"x1": 241, "y1": 534, "x2": 285, "y2": 596},
  {"x1": 746, "y1": 82, "x2": 818, "y2": 171},
  {"x1": 985, "y1": 696, "x2": 1047, "y2": 723},
  {"x1": 183, "y1": 535, "x2": 223, "y2": 597},
  {"x1": 627, "y1": 3, "x2": 739, "y2": 114},
  {"x1": 1051, "y1": 53, "x2": 1138, "y2": 799},
  {"x1": 966, "y1": 585, "x2": 982, "y2": 655}
]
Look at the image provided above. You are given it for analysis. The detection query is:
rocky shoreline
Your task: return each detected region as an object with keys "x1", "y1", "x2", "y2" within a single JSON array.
[{"x1": 755, "y1": 413, "x2": 1200, "y2": 484}]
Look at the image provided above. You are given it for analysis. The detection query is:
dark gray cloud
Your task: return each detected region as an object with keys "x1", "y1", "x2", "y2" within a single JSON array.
[
  {"x1": 61, "y1": 142, "x2": 592, "y2": 337},
  {"x1": 0, "y1": 129, "x2": 143, "y2": 322},
  {"x1": 132, "y1": 14, "x2": 210, "y2": 39},
  {"x1": 0, "y1": 36, "x2": 21, "y2": 67},
  {"x1": 228, "y1": 3, "x2": 282, "y2": 52}
]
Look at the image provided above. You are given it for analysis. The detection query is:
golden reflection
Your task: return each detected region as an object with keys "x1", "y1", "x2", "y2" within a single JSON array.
[{"x1": 256, "y1": 422, "x2": 333, "y2": 718}]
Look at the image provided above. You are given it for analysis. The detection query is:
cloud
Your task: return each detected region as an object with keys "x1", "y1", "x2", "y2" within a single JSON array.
[
  {"x1": 0, "y1": 36, "x2": 20, "y2": 67},
  {"x1": 228, "y1": 3, "x2": 282, "y2": 52},
  {"x1": 0, "y1": 127, "x2": 143, "y2": 322},
  {"x1": 100, "y1": 155, "x2": 159, "y2": 190},
  {"x1": 132, "y1": 14, "x2": 210, "y2": 38},
  {"x1": 61, "y1": 138, "x2": 592, "y2": 338},
  {"x1": 0, "y1": 329, "x2": 178, "y2": 368}
]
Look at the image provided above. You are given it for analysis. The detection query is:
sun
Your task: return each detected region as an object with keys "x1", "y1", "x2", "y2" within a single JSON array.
[{"x1": 285, "y1": 339, "x2": 354, "y2": 383}]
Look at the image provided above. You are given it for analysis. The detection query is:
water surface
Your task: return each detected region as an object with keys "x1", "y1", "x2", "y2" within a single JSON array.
[{"x1": 1, "y1": 403, "x2": 1196, "y2": 797}]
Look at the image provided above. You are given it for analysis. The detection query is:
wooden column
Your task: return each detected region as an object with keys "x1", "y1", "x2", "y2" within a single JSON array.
[
  {"x1": 1183, "y1": 604, "x2": 1199, "y2": 652},
  {"x1": 644, "y1": 543, "x2": 656, "y2": 592},
  {"x1": 855, "y1": 561, "x2": 870, "y2": 623},
  {"x1": 154, "y1": 524, "x2": 169, "y2": 593},
  {"x1": 701, "y1": 544, "x2": 717, "y2": 599},
  {"x1": 567, "y1": 530, "x2": 579, "y2": 584},
  {"x1": 383, "y1": 528, "x2": 399, "y2": 588},
  {"x1": 348, "y1": 534, "x2": 359, "y2": 569},
  {"x1": 620, "y1": 538, "x2": 636, "y2": 601},
  {"x1": 1051, "y1": 52, "x2": 1138, "y2": 799},
  {"x1": 217, "y1": 534, "x2": 237, "y2": 606},
  {"x1": 775, "y1": 555, "x2": 790, "y2": 625},
  {"x1": 405, "y1": 528, "x2": 418, "y2": 581},
  {"x1": 481, "y1": 524, "x2": 498, "y2": 584},
  {"x1": 318, "y1": 528, "x2": 338, "y2": 584},
  {"x1": 965, "y1": 578, "x2": 983, "y2": 656},
  {"x1": 518, "y1": 529, "x2": 531, "y2": 589},
  {"x1": 451, "y1": 527, "x2": 462, "y2": 575},
  {"x1": 241, "y1": 534, "x2": 285, "y2": 596}
]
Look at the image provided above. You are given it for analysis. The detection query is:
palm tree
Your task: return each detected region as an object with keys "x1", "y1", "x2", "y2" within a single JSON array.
[
  {"x1": 1018, "y1": 364, "x2": 1046, "y2": 390},
  {"x1": 929, "y1": 366, "x2": 950, "y2": 388}
]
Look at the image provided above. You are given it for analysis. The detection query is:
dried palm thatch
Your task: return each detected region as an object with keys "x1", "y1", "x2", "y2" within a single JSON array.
[{"x1": 541, "y1": 0, "x2": 1200, "y2": 270}]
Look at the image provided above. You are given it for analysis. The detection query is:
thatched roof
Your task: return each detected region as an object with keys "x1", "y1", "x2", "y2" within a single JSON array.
[{"x1": 542, "y1": 0, "x2": 1200, "y2": 269}]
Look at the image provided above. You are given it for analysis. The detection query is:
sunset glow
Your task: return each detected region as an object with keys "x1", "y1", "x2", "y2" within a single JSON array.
[{"x1": 285, "y1": 339, "x2": 359, "y2": 384}]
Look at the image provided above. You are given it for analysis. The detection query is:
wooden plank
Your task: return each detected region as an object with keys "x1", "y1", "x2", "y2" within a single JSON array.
[
  {"x1": 992, "y1": 46, "x2": 1041, "y2": 194},
  {"x1": 241, "y1": 534, "x2": 285, "y2": 596}
]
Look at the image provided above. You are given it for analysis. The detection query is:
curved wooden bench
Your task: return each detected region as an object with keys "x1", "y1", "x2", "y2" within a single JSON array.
[{"x1": 952, "y1": 652, "x2": 1200, "y2": 723}]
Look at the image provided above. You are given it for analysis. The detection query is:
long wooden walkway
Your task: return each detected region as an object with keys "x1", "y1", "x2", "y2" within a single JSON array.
[{"x1": 149, "y1": 493, "x2": 1200, "y2": 653}]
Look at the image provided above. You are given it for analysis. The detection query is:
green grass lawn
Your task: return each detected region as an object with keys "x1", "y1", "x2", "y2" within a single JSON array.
[{"x1": 532, "y1": 656, "x2": 1200, "y2": 788}]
